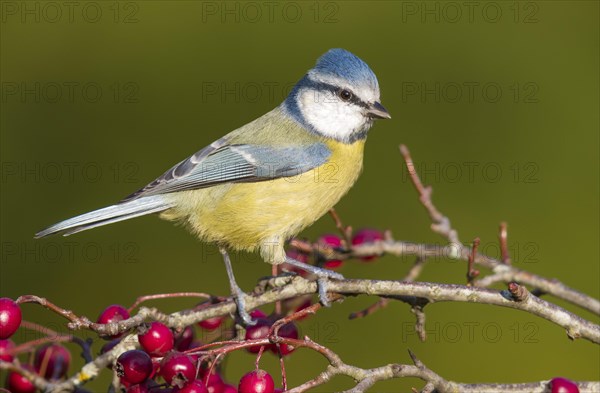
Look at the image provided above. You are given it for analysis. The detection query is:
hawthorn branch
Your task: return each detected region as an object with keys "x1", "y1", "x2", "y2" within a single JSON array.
[
  {"x1": 293, "y1": 239, "x2": 600, "y2": 316},
  {"x1": 398, "y1": 144, "x2": 599, "y2": 315},
  {"x1": 14, "y1": 274, "x2": 598, "y2": 392},
  {"x1": 10, "y1": 321, "x2": 93, "y2": 363},
  {"x1": 22, "y1": 277, "x2": 600, "y2": 346},
  {"x1": 127, "y1": 292, "x2": 214, "y2": 313},
  {"x1": 290, "y1": 222, "x2": 599, "y2": 317}
]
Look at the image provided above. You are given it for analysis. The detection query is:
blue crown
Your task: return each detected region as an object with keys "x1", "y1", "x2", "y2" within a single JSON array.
[{"x1": 310, "y1": 48, "x2": 379, "y2": 90}]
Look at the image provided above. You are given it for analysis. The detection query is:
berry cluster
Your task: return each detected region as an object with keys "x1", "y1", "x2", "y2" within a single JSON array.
[
  {"x1": 1, "y1": 295, "x2": 298, "y2": 392},
  {"x1": 106, "y1": 304, "x2": 294, "y2": 392},
  {"x1": 285, "y1": 228, "x2": 385, "y2": 274}
]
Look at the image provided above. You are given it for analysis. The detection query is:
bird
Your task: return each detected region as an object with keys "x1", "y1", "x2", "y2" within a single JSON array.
[{"x1": 35, "y1": 48, "x2": 391, "y2": 324}]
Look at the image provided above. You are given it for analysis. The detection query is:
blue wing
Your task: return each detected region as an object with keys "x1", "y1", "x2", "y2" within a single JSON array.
[{"x1": 122, "y1": 138, "x2": 331, "y2": 201}]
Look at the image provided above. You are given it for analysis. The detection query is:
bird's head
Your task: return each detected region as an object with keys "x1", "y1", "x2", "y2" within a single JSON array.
[{"x1": 284, "y1": 48, "x2": 390, "y2": 143}]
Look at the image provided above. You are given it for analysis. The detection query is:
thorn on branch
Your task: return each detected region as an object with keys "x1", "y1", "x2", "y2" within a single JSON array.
[
  {"x1": 348, "y1": 298, "x2": 390, "y2": 320},
  {"x1": 467, "y1": 238, "x2": 481, "y2": 286},
  {"x1": 329, "y1": 208, "x2": 353, "y2": 249},
  {"x1": 411, "y1": 305, "x2": 428, "y2": 342},
  {"x1": 499, "y1": 222, "x2": 512, "y2": 265},
  {"x1": 399, "y1": 144, "x2": 461, "y2": 245},
  {"x1": 408, "y1": 349, "x2": 424, "y2": 369}
]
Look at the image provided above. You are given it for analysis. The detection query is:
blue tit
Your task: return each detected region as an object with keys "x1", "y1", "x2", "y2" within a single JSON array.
[{"x1": 35, "y1": 48, "x2": 391, "y2": 323}]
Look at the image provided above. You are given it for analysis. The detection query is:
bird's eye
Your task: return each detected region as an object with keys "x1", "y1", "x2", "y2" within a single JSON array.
[{"x1": 338, "y1": 89, "x2": 353, "y2": 101}]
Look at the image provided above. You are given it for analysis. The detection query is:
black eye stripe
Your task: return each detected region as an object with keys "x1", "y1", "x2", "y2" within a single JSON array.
[{"x1": 303, "y1": 78, "x2": 370, "y2": 109}]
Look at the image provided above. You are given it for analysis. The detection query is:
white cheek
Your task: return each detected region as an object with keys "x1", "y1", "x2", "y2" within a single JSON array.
[{"x1": 298, "y1": 90, "x2": 365, "y2": 140}]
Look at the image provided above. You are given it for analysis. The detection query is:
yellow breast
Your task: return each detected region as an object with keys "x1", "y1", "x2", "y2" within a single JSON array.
[{"x1": 163, "y1": 139, "x2": 365, "y2": 261}]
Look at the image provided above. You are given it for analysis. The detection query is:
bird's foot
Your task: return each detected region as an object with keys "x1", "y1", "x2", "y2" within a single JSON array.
[
  {"x1": 285, "y1": 257, "x2": 344, "y2": 307},
  {"x1": 219, "y1": 247, "x2": 256, "y2": 326},
  {"x1": 317, "y1": 278, "x2": 332, "y2": 307},
  {"x1": 230, "y1": 287, "x2": 256, "y2": 326}
]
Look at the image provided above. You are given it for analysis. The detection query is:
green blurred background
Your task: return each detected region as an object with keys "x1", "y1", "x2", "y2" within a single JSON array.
[{"x1": 1, "y1": 1, "x2": 598, "y2": 391}]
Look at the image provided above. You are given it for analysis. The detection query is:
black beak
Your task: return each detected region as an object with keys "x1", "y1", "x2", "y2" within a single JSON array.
[{"x1": 367, "y1": 102, "x2": 391, "y2": 119}]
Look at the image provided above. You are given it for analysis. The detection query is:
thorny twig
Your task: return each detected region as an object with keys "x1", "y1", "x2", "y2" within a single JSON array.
[
  {"x1": 329, "y1": 208, "x2": 353, "y2": 248},
  {"x1": 9, "y1": 276, "x2": 599, "y2": 392},
  {"x1": 467, "y1": 238, "x2": 481, "y2": 285},
  {"x1": 499, "y1": 222, "x2": 512, "y2": 265}
]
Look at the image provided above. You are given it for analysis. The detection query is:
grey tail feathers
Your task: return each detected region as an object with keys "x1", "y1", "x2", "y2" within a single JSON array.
[{"x1": 34, "y1": 196, "x2": 173, "y2": 238}]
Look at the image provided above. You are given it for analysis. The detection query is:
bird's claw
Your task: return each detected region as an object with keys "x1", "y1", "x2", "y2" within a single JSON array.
[
  {"x1": 232, "y1": 291, "x2": 256, "y2": 326},
  {"x1": 284, "y1": 256, "x2": 344, "y2": 307},
  {"x1": 317, "y1": 278, "x2": 331, "y2": 307},
  {"x1": 284, "y1": 257, "x2": 345, "y2": 280}
]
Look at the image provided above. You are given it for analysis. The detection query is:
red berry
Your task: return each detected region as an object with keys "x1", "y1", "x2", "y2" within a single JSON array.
[
  {"x1": 274, "y1": 389, "x2": 284, "y2": 393},
  {"x1": 324, "y1": 260, "x2": 343, "y2": 269},
  {"x1": 159, "y1": 351, "x2": 197, "y2": 388},
  {"x1": 203, "y1": 372, "x2": 224, "y2": 393},
  {"x1": 318, "y1": 234, "x2": 344, "y2": 268},
  {"x1": 271, "y1": 322, "x2": 299, "y2": 356},
  {"x1": 0, "y1": 298, "x2": 22, "y2": 339},
  {"x1": 0, "y1": 339, "x2": 15, "y2": 362},
  {"x1": 351, "y1": 228, "x2": 384, "y2": 261},
  {"x1": 175, "y1": 380, "x2": 208, "y2": 393},
  {"x1": 175, "y1": 326, "x2": 195, "y2": 351},
  {"x1": 550, "y1": 377, "x2": 580, "y2": 393},
  {"x1": 198, "y1": 317, "x2": 224, "y2": 331},
  {"x1": 5, "y1": 365, "x2": 36, "y2": 393},
  {"x1": 138, "y1": 322, "x2": 174, "y2": 356},
  {"x1": 250, "y1": 310, "x2": 267, "y2": 319},
  {"x1": 97, "y1": 304, "x2": 130, "y2": 339},
  {"x1": 238, "y1": 370, "x2": 275, "y2": 393},
  {"x1": 34, "y1": 343, "x2": 71, "y2": 379},
  {"x1": 244, "y1": 318, "x2": 272, "y2": 353},
  {"x1": 116, "y1": 349, "x2": 153, "y2": 385},
  {"x1": 221, "y1": 384, "x2": 236, "y2": 393}
]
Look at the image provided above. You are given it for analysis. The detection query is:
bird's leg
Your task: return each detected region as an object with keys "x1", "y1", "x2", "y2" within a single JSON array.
[
  {"x1": 285, "y1": 256, "x2": 344, "y2": 307},
  {"x1": 272, "y1": 264, "x2": 282, "y2": 315},
  {"x1": 219, "y1": 247, "x2": 255, "y2": 325},
  {"x1": 284, "y1": 257, "x2": 344, "y2": 280}
]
